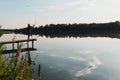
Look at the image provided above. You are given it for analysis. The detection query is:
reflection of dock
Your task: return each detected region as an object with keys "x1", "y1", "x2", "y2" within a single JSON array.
[{"x1": 0, "y1": 39, "x2": 37, "y2": 54}]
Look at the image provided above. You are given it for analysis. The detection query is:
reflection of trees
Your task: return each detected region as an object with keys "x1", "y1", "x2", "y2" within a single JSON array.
[{"x1": 15, "y1": 21, "x2": 120, "y2": 38}]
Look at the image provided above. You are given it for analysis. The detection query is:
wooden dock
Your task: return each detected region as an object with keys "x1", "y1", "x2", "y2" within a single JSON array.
[
  {"x1": 0, "y1": 39, "x2": 37, "y2": 54},
  {"x1": 2, "y1": 48, "x2": 37, "y2": 54}
]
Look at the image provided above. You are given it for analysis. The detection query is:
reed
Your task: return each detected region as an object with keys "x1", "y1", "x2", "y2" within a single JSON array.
[
  {"x1": 0, "y1": 43, "x2": 33, "y2": 80},
  {"x1": 0, "y1": 29, "x2": 42, "y2": 80}
]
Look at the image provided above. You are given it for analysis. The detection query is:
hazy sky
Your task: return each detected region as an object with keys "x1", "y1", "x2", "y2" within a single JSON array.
[{"x1": 0, "y1": 0, "x2": 120, "y2": 29}]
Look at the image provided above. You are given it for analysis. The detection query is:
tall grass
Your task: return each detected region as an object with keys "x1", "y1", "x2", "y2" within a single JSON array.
[
  {"x1": 0, "y1": 43, "x2": 33, "y2": 80},
  {"x1": 0, "y1": 28, "x2": 41, "y2": 80}
]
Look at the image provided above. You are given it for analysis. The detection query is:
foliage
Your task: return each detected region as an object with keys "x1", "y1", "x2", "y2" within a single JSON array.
[
  {"x1": 0, "y1": 44, "x2": 33, "y2": 80},
  {"x1": 0, "y1": 28, "x2": 42, "y2": 80},
  {"x1": 15, "y1": 21, "x2": 120, "y2": 38}
]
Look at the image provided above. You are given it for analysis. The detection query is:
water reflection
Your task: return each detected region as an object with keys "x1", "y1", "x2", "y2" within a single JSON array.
[
  {"x1": 1, "y1": 33, "x2": 120, "y2": 80},
  {"x1": 15, "y1": 31, "x2": 120, "y2": 39},
  {"x1": 75, "y1": 56, "x2": 101, "y2": 77},
  {"x1": 34, "y1": 36, "x2": 120, "y2": 80}
]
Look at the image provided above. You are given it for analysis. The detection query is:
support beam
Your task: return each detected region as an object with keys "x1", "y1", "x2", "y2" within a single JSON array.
[
  {"x1": 32, "y1": 41, "x2": 34, "y2": 48},
  {"x1": 17, "y1": 43, "x2": 19, "y2": 49},
  {"x1": 38, "y1": 64, "x2": 42, "y2": 79},
  {"x1": 2, "y1": 48, "x2": 37, "y2": 54},
  {"x1": 0, "y1": 39, "x2": 37, "y2": 44},
  {"x1": 12, "y1": 43, "x2": 14, "y2": 49}
]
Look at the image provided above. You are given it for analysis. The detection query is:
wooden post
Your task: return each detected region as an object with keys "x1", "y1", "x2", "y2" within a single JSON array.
[
  {"x1": 12, "y1": 43, "x2": 14, "y2": 49},
  {"x1": 17, "y1": 43, "x2": 19, "y2": 49},
  {"x1": 38, "y1": 64, "x2": 41, "y2": 79},
  {"x1": 27, "y1": 24, "x2": 30, "y2": 66},
  {"x1": 32, "y1": 41, "x2": 34, "y2": 48},
  {"x1": 27, "y1": 51, "x2": 32, "y2": 66},
  {"x1": 27, "y1": 24, "x2": 31, "y2": 49}
]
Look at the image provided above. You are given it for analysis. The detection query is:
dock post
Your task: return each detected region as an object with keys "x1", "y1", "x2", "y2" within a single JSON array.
[
  {"x1": 38, "y1": 64, "x2": 42, "y2": 79},
  {"x1": 17, "y1": 43, "x2": 19, "y2": 49},
  {"x1": 27, "y1": 24, "x2": 31, "y2": 49},
  {"x1": 12, "y1": 43, "x2": 14, "y2": 49},
  {"x1": 32, "y1": 41, "x2": 34, "y2": 48}
]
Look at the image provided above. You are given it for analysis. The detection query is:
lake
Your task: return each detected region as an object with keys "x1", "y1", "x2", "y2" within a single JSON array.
[{"x1": 1, "y1": 33, "x2": 120, "y2": 80}]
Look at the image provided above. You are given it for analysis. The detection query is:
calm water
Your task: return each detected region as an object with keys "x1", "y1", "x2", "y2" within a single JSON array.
[{"x1": 1, "y1": 33, "x2": 120, "y2": 80}]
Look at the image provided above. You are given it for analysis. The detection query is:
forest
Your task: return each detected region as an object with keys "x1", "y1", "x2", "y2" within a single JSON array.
[{"x1": 15, "y1": 21, "x2": 120, "y2": 38}]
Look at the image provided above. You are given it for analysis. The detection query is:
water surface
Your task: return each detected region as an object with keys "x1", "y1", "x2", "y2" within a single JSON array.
[{"x1": 1, "y1": 34, "x2": 120, "y2": 80}]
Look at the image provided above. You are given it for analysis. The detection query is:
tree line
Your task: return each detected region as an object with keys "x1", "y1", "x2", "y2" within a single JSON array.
[{"x1": 15, "y1": 21, "x2": 120, "y2": 38}]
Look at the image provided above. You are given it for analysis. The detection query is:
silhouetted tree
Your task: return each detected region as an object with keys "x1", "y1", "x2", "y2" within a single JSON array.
[{"x1": 15, "y1": 21, "x2": 120, "y2": 38}]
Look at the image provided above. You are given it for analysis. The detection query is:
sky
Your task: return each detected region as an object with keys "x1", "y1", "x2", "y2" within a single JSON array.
[{"x1": 0, "y1": 0, "x2": 120, "y2": 29}]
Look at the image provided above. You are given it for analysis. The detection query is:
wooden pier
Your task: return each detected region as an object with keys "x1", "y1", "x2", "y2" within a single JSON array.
[{"x1": 0, "y1": 39, "x2": 37, "y2": 54}]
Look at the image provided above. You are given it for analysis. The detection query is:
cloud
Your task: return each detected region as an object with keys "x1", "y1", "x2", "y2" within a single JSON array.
[
  {"x1": 88, "y1": 0, "x2": 98, "y2": 6},
  {"x1": 49, "y1": 54, "x2": 58, "y2": 57},
  {"x1": 75, "y1": 56, "x2": 101, "y2": 77},
  {"x1": 48, "y1": 0, "x2": 98, "y2": 10},
  {"x1": 48, "y1": 54, "x2": 86, "y2": 61},
  {"x1": 84, "y1": 50, "x2": 92, "y2": 54},
  {"x1": 68, "y1": 56, "x2": 86, "y2": 61},
  {"x1": 30, "y1": 0, "x2": 98, "y2": 14}
]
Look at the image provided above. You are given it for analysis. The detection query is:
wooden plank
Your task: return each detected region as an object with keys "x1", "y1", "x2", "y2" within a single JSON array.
[
  {"x1": 0, "y1": 39, "x2": 37, "y2": 44},
  {"x1": 2, "y1": 48, "x2": 37, "y2": 54}
]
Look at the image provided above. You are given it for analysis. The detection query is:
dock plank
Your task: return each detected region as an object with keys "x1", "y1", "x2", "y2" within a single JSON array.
[
  {"x1": 0, "y1": 39, "x2": 37, "y2": 44},
  {"x1": 2, "y1": 48, "x2": 37, "y2": 54}
]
